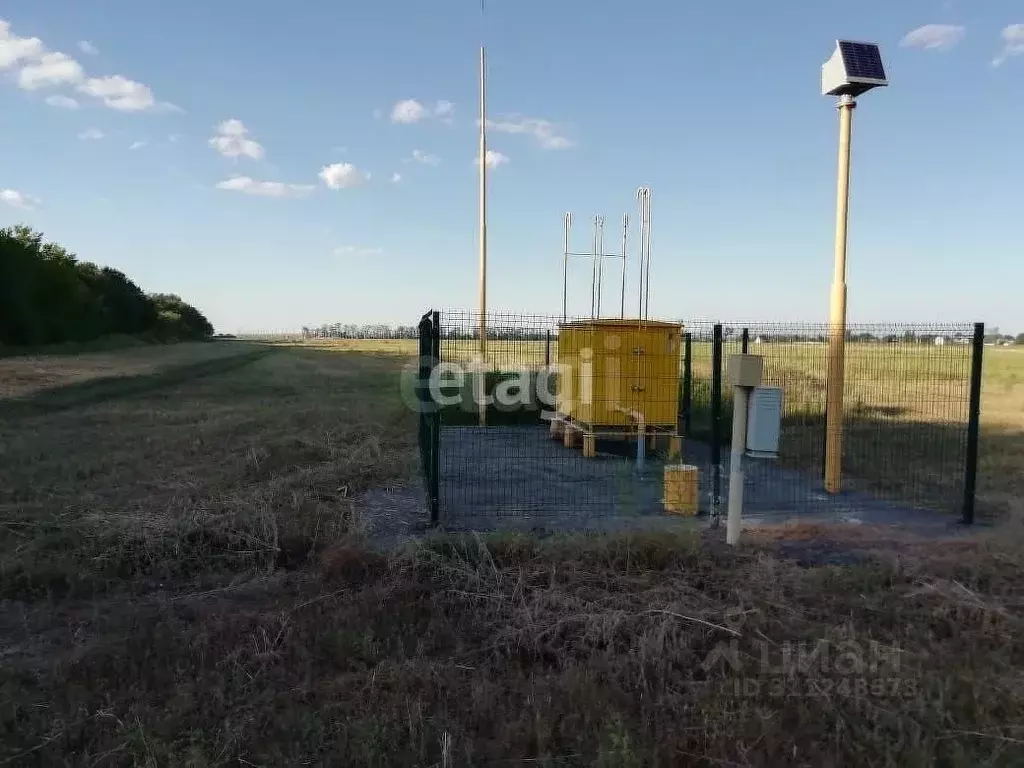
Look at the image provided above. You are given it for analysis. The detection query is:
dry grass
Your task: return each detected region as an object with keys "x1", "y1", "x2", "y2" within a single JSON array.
[
  {"x1": 0, "y1": 345, "x2": 415, "y2": 600},
  {"x1": 0, "y1": 340, "x2": 253, "y2": 399},
  {"x1": 2, "y1": 343, "x2": 1024, "y2": 765}
]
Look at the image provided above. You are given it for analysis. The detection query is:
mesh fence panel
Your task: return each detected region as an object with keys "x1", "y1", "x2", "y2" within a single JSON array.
[
  {"x1": 430, "y1": 310, "x2": 976, "y2": 528},
  {"x1": 682, "y1": 321, "x2": 974, "y2": 519}
]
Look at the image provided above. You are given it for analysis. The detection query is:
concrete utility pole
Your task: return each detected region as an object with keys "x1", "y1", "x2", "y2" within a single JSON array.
[
  {"x1": 820, "y1": 40, "x2": 888, "y2": 493},
  {"x1": 477, "y1": 45, "x2": 488, "y2": 427},
  {"x1": 824, "y1": 94, "x2": 855, "y2": 493}
]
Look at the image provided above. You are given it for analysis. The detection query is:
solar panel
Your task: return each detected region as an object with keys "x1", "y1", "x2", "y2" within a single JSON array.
[{"x1": 838, "y1": 41, "x2": 886, "y2": 81}]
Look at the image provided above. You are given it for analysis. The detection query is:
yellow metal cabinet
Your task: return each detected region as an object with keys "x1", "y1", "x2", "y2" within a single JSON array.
[{"x1": 556, "y1": 319, "x2": 682, "y2": 430}]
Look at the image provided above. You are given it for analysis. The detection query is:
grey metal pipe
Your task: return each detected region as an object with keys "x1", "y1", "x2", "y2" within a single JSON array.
[
  {"x1": 596, "y1": 215, "x2": 605, "y2": 317},
  {"x1": 590, "y1": 215, "x2": 599, "y2": 319},
  {"x1": 562, "y1": 212, "x2": 571, "y2": 322},
  {"x1": 620, "y1": 213, "x2": 629, "y2": 319},
  {"x1": 643, "y1": 188, "x2": 652, "y2": 320},
  {"x1": 635, "y1": 187, "x2": 652, "y2": 320},
  {"x1": 635, "y1": 187, "x2": 653, "y2": 320}
]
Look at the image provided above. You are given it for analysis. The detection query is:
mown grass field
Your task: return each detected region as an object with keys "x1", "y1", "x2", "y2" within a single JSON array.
[{"x1": 2, "y1": 340, "x2": 1023, "y2": 765}]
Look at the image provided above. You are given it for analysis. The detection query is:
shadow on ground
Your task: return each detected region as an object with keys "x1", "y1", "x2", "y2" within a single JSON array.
[{"x1": 0, "y1": 349, "x2": 269, "y2": 418}]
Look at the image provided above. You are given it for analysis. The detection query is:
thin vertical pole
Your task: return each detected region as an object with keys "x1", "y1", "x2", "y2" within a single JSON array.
[
  {"x1": 418, "y1": 312, "x2": 440, "y2": 525},
  {"x1": 727, "y1": 384, "x2": 750, "y2": 545},
  {"x1": 711, "y1": 324, "x2": 723, "y2": 521},
  {"x1": 417, "y1": 312, "x2": 431, "y2": 486},
  {"x1": 595, "y1": 216, "x2": 605, "y2": 317},
  {"x1": 590, "y1": 216, "x2": 599, "y2": 319},
  {"x1": 636, "y1": 188, "x2": 648, "y2": 321},
  {"x1": 620, "y1": 213, "x2": 629, "y2": 319},
  {"x1": 477, "y1": 46, "x2": 488, "y2": 427},
  {"x1": 962, "y1": 322, "x2": 984, "y2": 525},
  {"x1": 682, "y1": 332, "x2": 692, "y2": 436},
  {"x1": 825, "y1": 96, "x2": 856, "y2": 494},
  {"x1": 562, "y1": 213, "x2": 571, "y2": 322},
  {"x1": 429, "y1": 311, "x2": 441, "y2": 525},
  {"x1": 741, "y1": 327, "x2": 749, "y2": 354},
  {"x1": 642, "y1": 190, "x2": 652, "y2": 320},
  {"x1": 545, "y1": 329, "x2": 551, "y2": 368}
]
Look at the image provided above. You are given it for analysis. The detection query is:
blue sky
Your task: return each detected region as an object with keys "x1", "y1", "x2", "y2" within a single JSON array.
[{"x1": 1, "y1": 1, "x2": 1022, "y2": 333}]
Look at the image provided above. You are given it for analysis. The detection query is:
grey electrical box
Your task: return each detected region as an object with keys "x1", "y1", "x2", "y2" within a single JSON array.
[
  {"x1": 727, "y1": 354, "x2": 764, "y2": 388},
  {"x1": 746, "y1": 386, "x2": 783, "y2": 459}
]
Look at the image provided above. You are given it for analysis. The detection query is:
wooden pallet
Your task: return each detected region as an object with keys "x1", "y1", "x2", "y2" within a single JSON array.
[{"x1": 549, "y1": 414, "x2": 681, "y2": 459}]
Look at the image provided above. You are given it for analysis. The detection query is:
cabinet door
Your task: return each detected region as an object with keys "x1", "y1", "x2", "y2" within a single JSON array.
[{"x1": 634, "y1": 328, "x2": 680, "y2": 426}]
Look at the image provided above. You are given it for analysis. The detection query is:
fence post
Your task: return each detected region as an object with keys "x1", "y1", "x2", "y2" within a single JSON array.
[
  {"x1": 682, "y1": 332, "x2": 692, "y2": 436},
  {"x1": 429, "y1": 311, "x2": 441, "y2": 525},
  {"x1": 545, "y1": 329, "x2": 551, "y2": 368},
  {"x1": 711, "y1": 324, "x2": 723, "y2": 522},
  {"x1": 741, "y1": 327, "x2": 749, "y2": 354},
  {"x1": 417, "y1": 313, "x2": 432, "y2": 518},
  {"x1": 962, "y1": 322, "x2": 984, "y2": 525}
]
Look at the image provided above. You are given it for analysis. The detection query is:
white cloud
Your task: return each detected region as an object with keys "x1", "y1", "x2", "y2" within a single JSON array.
[
  {"x1": 993, "y1": 24, "x2": 1024, "y2": 66},
  {"x1": 1, "y1": 20, "x2": 168, "y2": 112},
  {"x1": 78, "y1": 127, "x2": 105, "y2": 140},
  {"x1": 0, "y1": 188, "x2": 40, "y2": 210},
  {"x1": 319, "y1": 162, "x2": 370, "y2": 189},
  {"x1": 476, "y1": 150, "x2": 509, "y2": 169},
  {"x1": 78, "y1": 75, "x2": 154, "y2": 111},
  {"x1": 18, "y1": 51, "x2": 84, "y2": 90},
  {"x1": 45, "y1": 94, "x2": 79, "y2": 109},
  {"x1": 0, "y1": 21, "x2": 43, "y2": 68},
  {"x1": 215, "y1": 176, "x2": 313, "y2": 198},
  {"x1": 391, "y1": 172, "x2": 402, "y2": 183},
  {"x1": 391, "y1": 98, "x2": 427, "y2": 124},
  {"x1": 485, "y1": 115, "x2": 573, "y2": 149},
  {"x1": 333, "y1": 245, "x2": 383, "y2": 257},
  {"x1": 389, "y1": 98, "x2": 456, "y2": 125},
  {"x1": 129, "y1": 140, "x2": 146, "y2": 150},
  {"x1": 78, "y1": 40, "x2": 98, "y2": 55},
  {"x1": 410, "y1": 149, "x2": 441, "y2": 166},
  {"x1": 434, "y1": 99, "x2": 454, "y2": 124},
  {"x1": 168, "y1": 133, "x2": 180, "y2": 143},
  {"x1": 900, "y1": 25, "x2": 965, "y2": 51},
  {"x1": 208, "y1": 118, "x2": 264, "y2": 160}
]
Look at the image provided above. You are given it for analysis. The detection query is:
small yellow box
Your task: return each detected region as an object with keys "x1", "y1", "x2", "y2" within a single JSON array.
[{"x1": 664, "y1": 464, "x2": 700, "y2": 516}]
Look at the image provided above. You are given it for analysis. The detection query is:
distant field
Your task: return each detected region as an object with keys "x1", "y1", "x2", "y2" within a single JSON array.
[{"x1": 0, "y1": 340, "x2": 255, "y2": 399}]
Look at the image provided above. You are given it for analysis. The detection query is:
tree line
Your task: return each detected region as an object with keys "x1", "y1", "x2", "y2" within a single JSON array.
[
  {"x1": 0, "y1": 225, "x2": 213, "y2": 347},
  {"x1": 301, "y1": 324, "x2": 555, "y2": 341},
  {"x1": 298, "y1": 323, "x2": 1021, "y2": 345},
  {"x1": 302, "y1": 323, "x2": 420, "y2": 339}
]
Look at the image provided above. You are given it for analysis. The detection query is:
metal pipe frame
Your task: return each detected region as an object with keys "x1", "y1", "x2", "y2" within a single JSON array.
[
  {"x1": 562, "y1": 212, "x2": 626, "y2": 322},
  {"x1": 635, "y1": 187, "x2": 652, "y2": 321}
]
